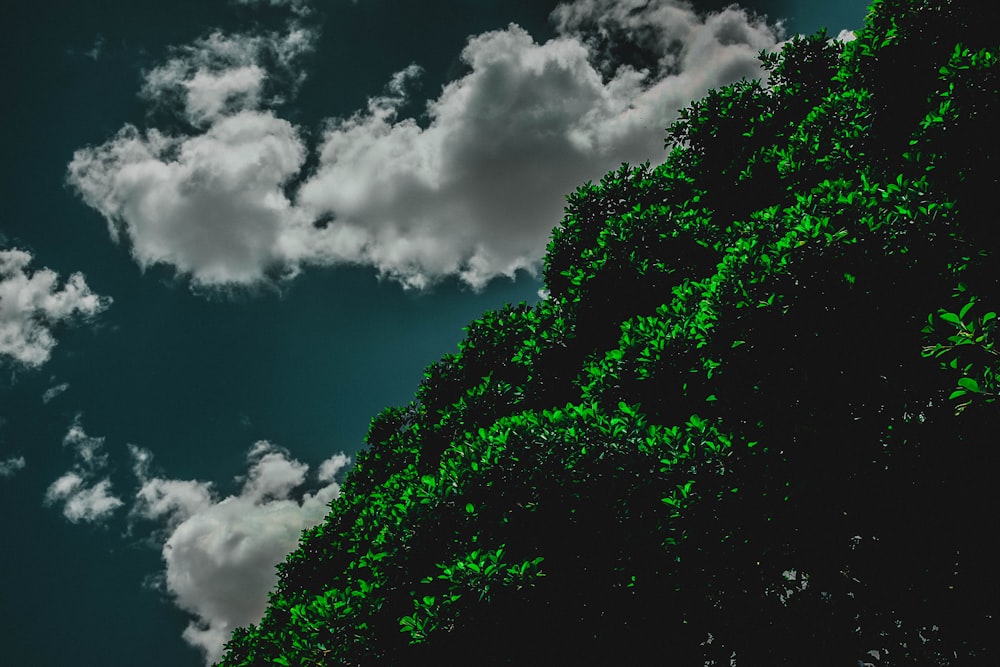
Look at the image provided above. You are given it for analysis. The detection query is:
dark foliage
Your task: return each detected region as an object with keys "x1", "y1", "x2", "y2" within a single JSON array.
[{"x1": 218, "y1": 1, "x2": 1000, "y2": 664}]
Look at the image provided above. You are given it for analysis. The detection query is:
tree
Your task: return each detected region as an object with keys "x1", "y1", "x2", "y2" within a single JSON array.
[{"x1": 218, "y1": 1, "x2": 1000, "y2": 664}]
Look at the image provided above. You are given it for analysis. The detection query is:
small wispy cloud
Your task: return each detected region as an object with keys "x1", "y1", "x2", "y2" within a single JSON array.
[
  {"x1": 42, "y1": 381, "x2": 70, "y2": 404},
  {"x1": 65, "y1": 34, "x2": 107, "y2": 61},
  {"x1": 0, "y1": 248, "x2": 111, "y2": 367},
  {"x1": 0, "y1": 455, "x2": 26, "y2": 478},
  {"x1": 85, "y1": 34, "x2": 106, "y2": 61},
  {"x1": 43, "y1": 417, "x2": 124, "y2": 524},
  {"x1": 45, "y1": 473, "x2": 124, "y2": 523}
]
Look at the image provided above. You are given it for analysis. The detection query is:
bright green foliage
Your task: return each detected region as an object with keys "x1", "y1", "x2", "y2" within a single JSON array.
[
  {"x1": 922, "y1": 292, "x2": 1000, "y2": 413},
  {"x1": 219, "y1": 1, "x2": 1000, "y2": 664}
]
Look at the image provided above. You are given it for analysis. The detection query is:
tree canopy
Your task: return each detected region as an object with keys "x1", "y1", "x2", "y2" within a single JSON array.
[{"x1": 218, "y1": 1, "x2": 1000, "y2": 664}]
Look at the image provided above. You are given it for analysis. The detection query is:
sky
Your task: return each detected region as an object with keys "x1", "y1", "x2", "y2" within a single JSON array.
[{"x1": 0, "y1": 0, "x2": 870, "y2": 664}]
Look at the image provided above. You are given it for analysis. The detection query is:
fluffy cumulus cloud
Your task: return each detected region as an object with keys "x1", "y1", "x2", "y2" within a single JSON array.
[
  {"x1": 68, "y1": 113, "x2": 315, "y2": 287},
  {"x1": 0, "y1": 248, "x2": 111, "y2": 367},
  {"x1": 68, "y1": 0, "x2": 783, "y2": 291},
  {"x1": 44, "y1": 418, "x2": 124, "y2": 523},
  {"x1": 129, "y1": 441, "x2": 351, "y2": 665},
  {"x1": 67, "y1": 26, "x2": 318, "y2": 288},
  {"x1": 298, "y1": 4, "x2": 780, "y2": 288},
  {"x1": 0, "y1": 455, "x2": 26, "y2": 478}
]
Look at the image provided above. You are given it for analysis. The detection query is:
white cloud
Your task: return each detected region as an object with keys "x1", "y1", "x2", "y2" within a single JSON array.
[
  {"x1": 68, "y1": 113, "x2": 312, "y2": 287},
  {"x1": 129, "y1": 441, "x2": 351, "y2": 665},
  {"x1": 42, "y1": 381, "x2": 70, "y2": 404},
  {"x1": 298, "y1": 4, "x2": 779, "y2": 288},
  {"x1": 317, "y1": 451, "x2": 350, "y2": 482},
  {"x1": 139, "y1": 28, "x2": 313, "y2": 127},
  {"x1": 0, "y1": 248, "x2": 111, "y2": 367},
  {"x1": 834, "y1": 28, "x2": 857, "y2": 43},
  {"x1": 68, "y1": 1, "x2": 782, "y2": 291},
  {"x1": 0, "y1": 455, "x2": 26, "y2": 478},
  {"x1": 67, "y1": 22, "x2": 327, "y2": 290},
  {"x1": 551, "y1": 0, "x2": 751, "y2": 76},
  {"x1": 131, "y1": 445, "x2": 214, "y2": 531},
  {"x1": 45, "y1": 473, "x2": 124, "y2": 523},
  {"x1": 43, "y1": 417, "x2": 124, "y2": 524},
  {"x1": 86, "y1": 34, "x2": 106, "y2": 61},
  {"x1": 63, "y1": 417, "x2": 110, "y2": 469},
  {"x1": 47, "y1": 422, "x2": 350, "y2": 661}
]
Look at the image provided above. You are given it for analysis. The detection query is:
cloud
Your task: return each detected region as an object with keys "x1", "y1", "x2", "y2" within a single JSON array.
[
  {"x1": 63, "y1": 417, "x2": 111, "y2": 468},
  {"x1": 67, "y1": 23, "x2": 324, "y2": 290},
  {"x1": 129, "y1": 441, "x2": 351, "y2": 665},
  {"x1": 45, "y1": 474, "x2": 124, "y2": 523},
  {"x1": 130, "y1": 445, "x2": 215, "y2": 531},
  {"x1": 298, "y1": 5, "x2": 779, "y2": 288},
  {"x1": 834, "y1": 28, "x2": 857, "y2": 43},
  {"x1": 42, "y1": 381, "x2": 70, "y2": 404},
  {"x1": 139, "y1": 27, "x2": 314, "y2": 127},
  {"x1": 317, "y1": 451, "x2": 350, "y2": 481},
  {"x1": 68, "y1": 113, "x2": 313, "y2": 287},
  {"x1": 550, "y1": 0, "x2": 776, "y2": 78},
  {"x1": 0, "y1": 248, "x2": 111, "y2": 367},
  {"x1": 68, "y1": 1, "x2": 782, "y2": 291},
  {"x1": 86, "y1": 34, "x2": 106, "y2": 61},
  {"x1": 43, "y1": 418, "x2": 124, "y2": 523},
  {"x1": 40, "y1": 416, "x2": 351, "y2": 663},
  {"x1": 0, "y1": 455, "x2": 26, "y2": 478}
]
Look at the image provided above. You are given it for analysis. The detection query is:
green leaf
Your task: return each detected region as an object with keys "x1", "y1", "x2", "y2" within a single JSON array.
[
  {"x1": 960, "y1": 300, "x2": 976, "y2": 320},
  {"x1": 465, "y1": 502, "x2": 476, "y2": 514},
  {"x1": 939, "y1": 312, "x2": 962, "y2": 325},
  {"x1": 949, "y1": 389, "x2": 968, "y2": 400},
  {"x1": 958, "y1": 377, "x2": 981, "y2": 393}
]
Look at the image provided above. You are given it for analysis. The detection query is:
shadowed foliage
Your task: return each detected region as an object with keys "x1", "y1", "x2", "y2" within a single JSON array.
[{"x1": 218, "y1": 1, "x2": 1000, "y2": 664}]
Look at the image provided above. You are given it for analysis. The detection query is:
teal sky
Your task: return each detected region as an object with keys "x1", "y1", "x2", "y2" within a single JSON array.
[{"x1": 0, "y1": 1, "x2": 870, "y2": 664}]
